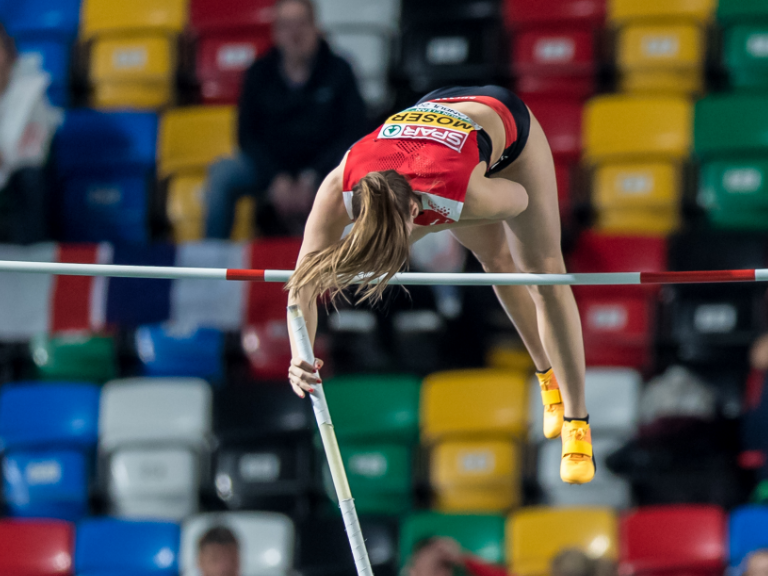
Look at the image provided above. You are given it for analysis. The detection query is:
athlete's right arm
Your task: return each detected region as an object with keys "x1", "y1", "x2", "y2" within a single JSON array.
[{"x1": 287, "y1": 161, "x2": 352, "y2": 398}]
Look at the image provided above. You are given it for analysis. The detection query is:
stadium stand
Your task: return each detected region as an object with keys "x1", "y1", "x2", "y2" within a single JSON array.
[{"x1": 0, "y1": 519, "x2": 75, "y2": 576}]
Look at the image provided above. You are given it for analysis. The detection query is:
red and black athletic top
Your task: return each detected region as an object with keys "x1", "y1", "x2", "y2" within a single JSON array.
[{"x1": 342, "y1": 101, "x2": 485, "y2": 226}]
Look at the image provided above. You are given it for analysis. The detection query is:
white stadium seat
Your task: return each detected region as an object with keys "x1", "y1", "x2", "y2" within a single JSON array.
[
  {"x1": 181, "y1": 512, "x2": 295, "y2": 576},
  {"x1": 316, "y1": 0, "x2": 400, "y2": 31}
]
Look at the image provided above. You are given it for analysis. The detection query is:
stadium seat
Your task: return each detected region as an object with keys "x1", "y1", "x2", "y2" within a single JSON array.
[
  {"x1": 317, "y1": 0, "x2": 400, "y2": 30},
  {"x1": 617, "y1": 23, "x2": 705, "y2": 95},
  {"x1": 298, "y1": 517, "x2": 399, "y2": 576},
  {"x1": 99, "y1": 378, "x2": 212, "y2": 519},
  {"x1": 508, "y1": 507, "x2": 618, "y2": 576},
  {"x1": 89, "y1": 34, "x2": 176, "y2": 109},
  {"x1": 189, "y1": 0, "x2": 275, "y2": 34},
  {"x1": 400, "y1": 512, "x2": 506, "y2": 566},
  {"x1": 584, "y1": 95, "x2": 692, "y2": 162},
  {"x1": 326, "y1": 31, "x2": 391, "y2": 108},
  {"x1": 75, "y1": 518, "x2": 180, "y2": 576},
  {"x1": 694, "y1": 95, "x2": 768, "y2": 230},
  {"x1": 505, "y1": 0, "x2": 606, "y2": 29},
  {"x1": 213, "y1": 385, "x2": 314, "y2": 512},
  {"x1": 431, "y1": 439, "x2": 521, "y2": 512},
  {"x1": 526, "y1": 98, "x2": 583, "y2": 163},
  {"x1": 196, "y1": 34, "x2": 271, "y2": 105},
  {"x1": 0, "y1": 382, "x2": 99, "y2": 521},
  {"x1": 619, "y1": 506, "x2": 726, "y2": 576},
  {"x1": 55, "y1": 109, "x2": 157, "y2": 244},
  {"x1": 29, "y1": 333, "x2": 117, "y2": 382},
  {"x1": 538, "y1": 436, "x2": 631, "y2": 508},
  {"x1": 167, "y1": 173, "x2": 206, "y2": 242},
  {"x1": 608, "y1": 0, "x2": 715, "y2": 24},
  {"x1": 421, "y1": 369, "x2": 528, "y2": 442},
  {"x1": 728, "y1": 506, "x2": 768, "y2": 571},
  {"x1": 668, "y1": 229, "x2": 768, "y2": 272},
  {"x1": 180, "y1": 512, "x2": 295, "y2": 576},
  {"x1": 80, "y1": 0, "x2": 187, "y2": 38},
  {"x1": 15, "y1": 39, "x2": 72, "y2": 107},
  {"x1": 158, "y1": 106, "x2": 237, "y2": 177},
  {"x1": 399, "y1": 0, "x2": 504, "y2": 92},
  {"x1": 718, "y1": 0, "x2": 768, "y2": 90},
  {"x1": 135, "y1": 323, "x2": 225, "y2": 380},
  {"x1": 5, "y1": 0, "x2": 80, "y2": 40},
  {"x1": 0, "y1": 519, "x2": 75, "y2": 576}
]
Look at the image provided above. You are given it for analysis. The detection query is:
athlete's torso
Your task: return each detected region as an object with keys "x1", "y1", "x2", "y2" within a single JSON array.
[{"x1": 343, "y1": 101, "x2": 494, "y2": 226}]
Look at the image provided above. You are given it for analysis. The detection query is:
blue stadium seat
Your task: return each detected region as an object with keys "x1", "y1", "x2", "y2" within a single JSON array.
[
  {"x1": 135, "y1": 324, "x2": 225, "y2": 380},
  {"x1": 15, "y1": 39, "x2": 72, "y2": 107},
  {"x1": 0, "y1": 382, "x2": 100, "y2": 521},
  {"x1": 4, "y1": 0, "x2": 81, "y2": 40},
  {"x1": 729, "y1": 506, "x2": 768, "y2": 570},
  {"x1": 75, "y1": 518, "x2": 180, "y2": 576},
  {"x1": 55, "y1": 110, "x2": 158, "y2": 244}
]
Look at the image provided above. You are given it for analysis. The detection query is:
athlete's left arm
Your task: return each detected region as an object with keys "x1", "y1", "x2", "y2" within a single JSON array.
[{"x1": 461, "y1": 163, "x2": 529, "y2": 221}]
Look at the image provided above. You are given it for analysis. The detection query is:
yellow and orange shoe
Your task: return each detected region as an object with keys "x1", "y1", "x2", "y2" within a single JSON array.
[
  {"x1": 537, "y1": 368, "x2": 564, "y2": 439},
  {"x1": 560, "y1": 419, "x2": 595, "y2": 484}
]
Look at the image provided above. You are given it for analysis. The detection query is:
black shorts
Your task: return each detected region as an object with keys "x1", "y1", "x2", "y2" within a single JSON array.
[{"x1": 417, "y1": 85, "x2": 532, "y2": 175}]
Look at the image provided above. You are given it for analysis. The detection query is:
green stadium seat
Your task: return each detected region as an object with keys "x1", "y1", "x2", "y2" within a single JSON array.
[
  {"x1": 323, "y1": 375, "x2": 421, "y2": 443},
  {"x1": 399, "y1": 512, "x2": 506, "y2": 566},
  {"x1": 694, "y1": 95, "x2": 768, "y2": 230},
  {"x1": 323, "y1": 443, "x2": 412, "y2": 515},
  {"x1": 717, "y1": 0, "x2": 768, "y2": 24},
  {"x1": 30, "y1": 333, "x2": 117, "y2": 382},
  {"x1": 321, "y1": 375, "x2": 421, "y2": 514},
  {"x1": 723, "y1": 25, "x2": 768, "y2": 90}
]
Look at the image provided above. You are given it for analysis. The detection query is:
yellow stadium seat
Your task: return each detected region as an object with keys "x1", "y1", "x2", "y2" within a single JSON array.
[
  {"x1": 91, "y1": 35, "x2": 175, "y2": 83},
  {"x1": 167, "y1": 172, "x2": 205, "y2": 243},
  {"x1": 583, "y1": 95, "x2": 692, "y2": 163},
  {"x1": 618, "y1": 23, "x2": 705, "y2": 94},
  {"x1": 158, "y1": 106, "x2": 237, "y2": 177},
  {"x1": 507, "y1": 507, "x2": 619, "y2": 576},
  {"x1": 608, "y1": 0, "x2": 715, "y2": 24},
  {"x1": 421, "y1": 369, "x2": 528, "y2": 442},
  {"x1": 594, "y1": 162, "x2": 681, "y2": 211},
  {"x1": 432, "y1": 439, "x2": 521, "y2": 512},
  {"x1": 594, "y1": 208, "x2": 681, "y2": 235},
  {"x1": 167, "y1": 172, "x2": 255, "y2": 243},
  {"x1": 92, "y1": 82, "x2": 173, "y2": 110},
  {"x1": 81, "y1": 0, "x2": 188, "y2": 38},
  {"x1": 486, "y1": 344, "x2": 535, "y2": 373}
]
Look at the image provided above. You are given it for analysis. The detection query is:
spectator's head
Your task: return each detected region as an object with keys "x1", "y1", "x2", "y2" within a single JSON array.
[
  {"x1": 197, "y1": 526, "x2": 240, "y2": 576},
  {"x1": 551, "y1": 550, "x2": 596, "y2": 576},
  {"x1": 407, "y1": 538, "x2": 458, "y2": 576},
  {"x1": 286, "y1": 169, "x2": 421, "y2": 305},
  {"x1": 0, "y1": 23, "x2": 17, "y2": 94},
  {"x1": 744, "y1": 551, "x2": 768, "y2": 576},
  {"x1": 273, "y1": 0, "x2": 320, "y2": 64}
]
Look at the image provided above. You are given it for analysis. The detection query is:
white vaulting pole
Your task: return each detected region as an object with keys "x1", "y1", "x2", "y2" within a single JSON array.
[{"x1": 287, "y1": 305, "x2": 374, "y2": 576}]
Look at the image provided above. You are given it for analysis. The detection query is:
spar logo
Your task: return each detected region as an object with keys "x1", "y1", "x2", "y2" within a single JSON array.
[{"x1": 378, "y1": 123, "x2": 469, "y2": 152}]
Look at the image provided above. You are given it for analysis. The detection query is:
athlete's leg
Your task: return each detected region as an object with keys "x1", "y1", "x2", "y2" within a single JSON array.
[
  {"x1": 493, "y1": 113, "x2": 587, "y2": 420},
  {"x1": 449, "y1": 223, "x2": 549, "y2": 371}
]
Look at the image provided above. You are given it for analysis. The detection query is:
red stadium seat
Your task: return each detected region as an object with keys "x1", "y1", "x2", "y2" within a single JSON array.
[
  {"x1": 504, "y1": 0, "x2": 606, "y2": 29},
  {"x1": 620, "y1": 506, "x2": 726, "y2": 576},
  {"x1": 525, "y1": 98, "x2": 583, "y2": 163},
  {"x1": 0, "y1": 520, "x2": 75, "y2": 576},
  {"x1": 197, "y1": 32, "x2": 272, "y2": 104},
  {"x1": 555, "y1": 163, "x2": 573, "y2": 227},
  {"x1": 246, "y1": 237, "x2": 303, "y2": 326},
  {"x1": 189, "y1": 0, "x2": 275, "y2": 34}
]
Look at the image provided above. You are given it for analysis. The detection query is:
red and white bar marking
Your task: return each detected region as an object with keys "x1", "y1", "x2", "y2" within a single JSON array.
[{"x1": 0, "y1": 260, "x2": 767, "y2": 286}]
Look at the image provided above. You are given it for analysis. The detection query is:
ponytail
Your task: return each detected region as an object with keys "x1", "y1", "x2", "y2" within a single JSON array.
[{"x1": 287, "y1": 170, "x2": 418, "y2": 304}]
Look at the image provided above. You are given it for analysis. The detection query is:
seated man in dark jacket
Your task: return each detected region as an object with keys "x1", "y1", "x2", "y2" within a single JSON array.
[{"x1": 204, "y1": 0, "x2": 367, "y2": 238}]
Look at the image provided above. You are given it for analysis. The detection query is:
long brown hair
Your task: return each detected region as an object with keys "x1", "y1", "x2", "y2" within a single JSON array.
[{"x1": 287, "y1": 170, "x2": 419, "y2": 304}]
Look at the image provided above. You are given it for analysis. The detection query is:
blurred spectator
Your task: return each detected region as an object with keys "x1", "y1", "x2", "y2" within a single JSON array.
[
  {"x1": 407, "y1": 538, "x2": 507, "y2": 576},
  {"x1": 744, "y1": 551, "x2": 768, "y2": 576},
  {"x1": 0, "y1": 24, "x2": 61, "y2": 244},
  {"x1": 198, "y1": 526, "x2": 240, "y2": 576},
  {"x1": 204, "y1": 0, "x2": 367, "y2": 238},
  {"x1": 750, "y1": 334, "x2": 768, "y2": 371},
  {"x1": 552, "y1": 550, "x2": 617, "y2": 576}
]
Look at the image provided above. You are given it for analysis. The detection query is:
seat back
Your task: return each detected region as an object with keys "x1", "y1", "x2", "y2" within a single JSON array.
[
  {"x1": 75, "y1": 518, "x2": 180, "y2": 575},
  {"x1": 723, "y1": 25, "x2": 768, "y2": 90},
  {"x1": 90, "y1": 35, "x2": 175, "y2": 83},
  {"x1": 608, "y1": 0, "x2": 715, "y2": 25},
  {"x1": 81, "y1": 0, "x2": 187, "y2": 38},
  {"x1": 729, "y1": 506, "x2": 768, "y2": 570},
  {"x1": 421, "y1": 369, "x2": 528, "y2": 442},
  {"x1": 568, "y1": 231, "x2": 668, "y2": 284},
  {"x1": 55, "y1": 109, "x2": 158, "y2": 175},
  {"x1": 99, "y1": 377, "x2": 212, "y2": 451},
  {"x1": 526, "y1": 98, "x2": 583, "y2": 162},
  {"x1": 619, "y1": 506, "x2": 726, "y2": 575},
  {"x1": 0, "y1": 382, "x2": 100, "y2": 450},
  {"x1": 399, "y1": 512, "x2": 506, "y2": 565},
  {"x1": 4, "y1": 0, "x2": 81, "y2": 39},
  {"x1": 509, "y1": 507, "x2": 618, "y2": 576},
  {"x1": 135, "y1": 324, "x2": 225, "y2": 379},
  {"x1": 189, "y1": 0, "x2": 275, "y2": 33},
  {"x1": 694, "y1": 95, "x2": 768, "y2": 159},
  {"x1": 505, "y1": 0, "x2": 606, "y2": 29},
  {"x1": 584, "y1": 95, "x2": 692, "y2": 162},
  {"x1": 317, "y1": 0, "x2": 400, "y2": 30},
  {"x1": 158, "y1": 106, "x2": 237, "y2": 177},
  {"x1": 181, "y1": 512, "x2": 294, "y2": 576},
  {"x1": 583, "y1": 368, "x2": 642, "y2": 433},
  {"x1": 0, "y1": 519, "x2": 75, "y2": 576},
  {"x1": 30, "y1": 334, "x2": 118, "y2": 382},
  {"x1": 717, "y1": 0, "x2": 768, "y2": 23},
  {"x1": 323, "y1": 375, "x2": 421, "y2": 444}
]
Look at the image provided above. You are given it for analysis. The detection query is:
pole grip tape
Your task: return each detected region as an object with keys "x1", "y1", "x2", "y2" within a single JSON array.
[{"x1": 340, "y1": 498, "x2": 374, "y2": 576}]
